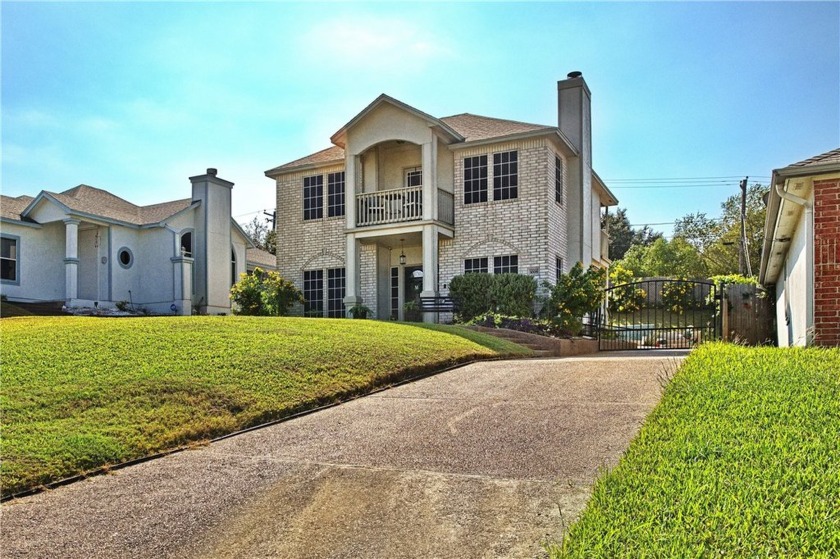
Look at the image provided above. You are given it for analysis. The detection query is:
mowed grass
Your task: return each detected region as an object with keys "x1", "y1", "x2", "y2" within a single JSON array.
[
  {"x1": 551, "y1": 343, "x2": 840, "y2": 558},
  {"x1": 0, "y1": 316, "x2": 529, "y2": 496}
]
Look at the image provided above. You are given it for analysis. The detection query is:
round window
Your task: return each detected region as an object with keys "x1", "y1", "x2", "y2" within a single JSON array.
[{"x1": 117, "y1": 247, "x2": 134, "y2": 269}]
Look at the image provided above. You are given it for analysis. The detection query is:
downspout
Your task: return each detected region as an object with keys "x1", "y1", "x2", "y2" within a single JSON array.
[{"x1": 775, "y1": 181, "x2": 814, "y2": 345}]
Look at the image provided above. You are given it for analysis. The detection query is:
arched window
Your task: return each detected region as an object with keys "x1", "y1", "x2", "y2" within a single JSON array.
[{"x1": 180, "y1": 231, "x2": 193, "y2": 257}]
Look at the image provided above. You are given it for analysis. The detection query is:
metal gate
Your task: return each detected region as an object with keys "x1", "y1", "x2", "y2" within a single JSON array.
[{"x1": 598, "y1": 279, "x2": 721, "y2": 351}]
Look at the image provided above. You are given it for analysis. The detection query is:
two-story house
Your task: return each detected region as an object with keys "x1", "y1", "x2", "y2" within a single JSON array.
[{"x1": 266, "y1": 72, "x2": 617, "y2": 321}]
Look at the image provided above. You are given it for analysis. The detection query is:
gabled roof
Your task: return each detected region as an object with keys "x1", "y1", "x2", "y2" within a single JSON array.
[
  {"x1": 330, "y1": 94, "x2": 464, "y2": 149},
  {"x1": 265, "y1": 146, "x2": 346, "y2": 176},
  {"x1": 267, "y1": 103, "x2": 572, "y2": 177},
  {"x1": 1, "y1": 195, "x2": 36, "y2": 222},
  {"x1": 440, "y1": 113, "x2": 555, "y2": 143},
  {"x1": 23, "y1": 184, "x2": 193, "y2": 226}
]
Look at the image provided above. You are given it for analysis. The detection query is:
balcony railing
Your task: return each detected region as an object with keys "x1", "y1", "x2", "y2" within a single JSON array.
[
  {"x1": 601, "y1": 228, "x2": 610, "y2": 261},
  {"x1": 356, "y1": 187, "x2": 422, "y2": 227},
  {"x1": 438, "y1": 190, "x2": 454, "y2": 225}
]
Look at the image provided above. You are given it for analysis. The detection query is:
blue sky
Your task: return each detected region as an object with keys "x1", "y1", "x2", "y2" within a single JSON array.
[{"x1": 3, "y1": 2, "x2": 838, "y2": 237}]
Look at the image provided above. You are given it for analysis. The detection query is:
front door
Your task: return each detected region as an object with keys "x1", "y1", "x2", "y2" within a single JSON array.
[{"x1": 404, "y1": 266, "x2": 423, "y2": 322}]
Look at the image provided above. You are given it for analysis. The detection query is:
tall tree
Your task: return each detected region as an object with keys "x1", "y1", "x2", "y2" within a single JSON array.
[
  {"x1": 241, "y1": 216, "x2": 277, "y2": 255},
  {"x1": 619, "y1": 237, "x2": 708, "y2": 278},
  {"x1": 673, "y1": 184, "x2": 767, "y2": 276},
  {"x1": 602, "y1": 207, "x2": 663, "y2": 261}
]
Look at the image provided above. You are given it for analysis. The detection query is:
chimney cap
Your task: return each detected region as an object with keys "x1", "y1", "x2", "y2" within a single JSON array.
[
  {"x1": 567, "y1": 71, "x2": 583, "y2": 79},
  {"x1": 207, "y1": 168, "x2": 218, "y2": 176}
]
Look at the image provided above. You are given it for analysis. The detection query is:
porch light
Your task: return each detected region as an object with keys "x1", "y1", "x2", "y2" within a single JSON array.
[{"x1": 399, "y1": 239, "x2": 406, "y2": 266}]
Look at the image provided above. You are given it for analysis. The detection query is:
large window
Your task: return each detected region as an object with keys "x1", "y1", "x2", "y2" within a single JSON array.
[
  {"x1": 464, "y1": 155, "x2": 488, "y2": 204},
  {"x1": 493, "y1": 151, "x2": 518, "y2": 201},
  {"x1": 555, "y1": 156, "x2": 564, "y2": 205},
  {"x1": 1, "y1": 235, "x2": 19, "y2": 284},
  {"x1": 327, "y1": 267, "x2": 346, "y2": 318},
  {"x1": 493, "y1": 255, "x2": 518, "y2": 275},
  {"x1": 303, "y1": 175, "x2": 324, "y2": 221},
  {"x1": 303, "y1": 270, "x2": 324, "y2": 316},
  {"x1": 327, "y1": 172, "x2": 345, "y2": 218},
  {"x1": 464, "y1": 257, "x2": 488, "y2": 274}
]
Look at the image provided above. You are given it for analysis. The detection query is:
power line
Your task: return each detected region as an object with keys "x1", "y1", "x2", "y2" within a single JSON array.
[{"x1": 605, "y1": 175, "x2": 770, "y2": 182}]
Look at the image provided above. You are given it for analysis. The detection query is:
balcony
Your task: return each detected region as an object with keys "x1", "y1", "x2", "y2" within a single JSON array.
[
  {"x1": 601, "y1": 228, "x2": 610, "y2": 261},
  {"x1": 355, "y1": 187, "x2": 454, "y2": 227}
]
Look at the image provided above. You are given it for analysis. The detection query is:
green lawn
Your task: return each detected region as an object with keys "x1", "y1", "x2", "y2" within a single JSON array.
[
  {"x1": 550, "y1": 343, "x2": 840, "y2": 558},
  {"x1": 0, "y1": 316, "x2": 528, "y2": 497}
]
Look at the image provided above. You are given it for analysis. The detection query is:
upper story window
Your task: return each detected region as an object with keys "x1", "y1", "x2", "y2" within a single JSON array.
[
  {"x1": 555, "y1": 156, "x2": 564, "y2": 205},
  {"x1": 493, "y1": 255, "x2": 518, "y2": 275},
  {"x1": 405, "y1": 167, "x2": 423, "y2": 188},
  {"x1": 303, "y1": 175, "x2": 324, "y2": 221},
  {"x1": 464, "y1": 257, "x2": 488, "y2": 274},
  {"x1": 464, "y1": 155, "x2": 488, "y2": 205},
  {"x1": 327, "y1": 172, "x2": 345, "y2": 218},
  {"x1": 556, "y1": 256, "x2": 564, "y2": 283},
  {"x1": 180, "y1": 231, "x2": 193, "y2": 257},
  {"x1": 493, "y1": 151, "x2": 518, "y2": 201},
  {"x1": 1, "y1": 235, "x2": 19, "y2": 284}
]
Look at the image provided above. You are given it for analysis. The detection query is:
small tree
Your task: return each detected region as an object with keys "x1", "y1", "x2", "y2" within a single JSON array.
[
  {"x1": 544, "y1": 263, "x2": 605, "y2": 335},
  {"x1": 230, "y1": 267, "x2": 303, "y2": 316},
  {"x1": 607, "y1": 263, "x2": 646, "y2": 313}
]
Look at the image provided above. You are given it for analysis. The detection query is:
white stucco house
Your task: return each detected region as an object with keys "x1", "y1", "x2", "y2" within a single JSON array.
[
  {"x1": 0, "y1": 168, "x2": 272, "y2": 315},
  {"x1": 759, "y1": 147, "x2": 840, "y2": 347},
  {"x1": 266, "y1": 72, "x2": 617, "y2": 321}
]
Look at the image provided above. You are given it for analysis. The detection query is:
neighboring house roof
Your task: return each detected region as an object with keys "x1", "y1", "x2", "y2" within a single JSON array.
[
  {"x1": 246, "y1": 247, "x2": 277, "y2": 269},
  {"x1": 440, "y1": 113, "x2": 555, "y2": 143},
  {"x1": 784, "y1": 147, "x2": 840, "y2": 170},
  {"x1": 39, "y1": 185, "x2": 192, "y2": 226},
  {"x1": 0, "y1": 195, "x2": 35, "y2": 222},
  {"x1": 759, "y1": 147, "x2": 840, "y2": 284}
]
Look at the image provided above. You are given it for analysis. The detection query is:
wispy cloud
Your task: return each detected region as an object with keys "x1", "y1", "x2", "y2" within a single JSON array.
[{"x1": 298, "y1": 16, "x2": 453, "y2": 73}]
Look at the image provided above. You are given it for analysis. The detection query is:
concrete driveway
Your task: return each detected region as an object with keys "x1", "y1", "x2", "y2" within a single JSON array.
[{"x1": 1, "y1": 352, "x2": 684, "y2": 559}]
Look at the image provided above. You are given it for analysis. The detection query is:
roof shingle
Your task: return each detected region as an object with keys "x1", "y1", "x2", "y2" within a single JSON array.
[
  {"x1": 45, "y1": 185, "x2": 192, "y2": 225},
  {"x1": 787, "y1": 147, "x2": 840, "y2": 169},
  {"x1": 1, "y1": 195, "x2": 35, "y2": 222},
  {"x1": 440, "y1": 113, "x2": 555, "y2": 142}
]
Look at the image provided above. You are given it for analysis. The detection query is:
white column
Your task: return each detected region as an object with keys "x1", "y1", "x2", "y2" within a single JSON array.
[
  {"x1": 63, "y1": 218, "x2": 80, "y2": 304},
  {"x1": 422, "y1": 140, "x2": 437, "y2": 221},
  {"x1": 421, "y1": 225, "x2": 439, "y2": 324},
  {"x1": 171, "y1": 256, "x2": 193, "y2": 315},
  {"x1": 343, "y1": 234, "x2": 362, "y2": 311},
  {"x1": 346, "y1": 154, "x2": 358, "y2": 229}
]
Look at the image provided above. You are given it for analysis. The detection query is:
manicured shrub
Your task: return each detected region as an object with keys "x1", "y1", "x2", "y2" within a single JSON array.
[
  {"x1": 230, "y1": 267, "x2": 303, "y2": 316},
  {"x1": 544, "y1": 263, "x2": 605, "y2": 335},
  {"x1": 449, "y1": 273, "x2": 537, "y2": 322},
  {"x1": 449, "y1": 273, "x2": 495, "y2": 322}
]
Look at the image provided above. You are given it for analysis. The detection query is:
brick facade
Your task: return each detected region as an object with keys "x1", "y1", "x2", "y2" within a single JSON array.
[
  {"x1": 813, "y1": 178, "x2": 840, "y2": 347},
  {"x1": 274, "y1": 138, "x2": 575, "y2": 318},
  {"x1": 439, "y1": 138, "x2": 570, "y2": 293},
  {"x1": 274, "y1": 164, "x2": 346, "y2": 316}
]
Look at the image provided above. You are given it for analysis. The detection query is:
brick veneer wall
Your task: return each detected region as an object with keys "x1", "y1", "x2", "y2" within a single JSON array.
[
  {"x1": 813, "y1": 178, "x2": 840, "y2": 347},
  {"x1": 274, "y1": 164, "x2": 346, "y2": 316},
  {"x1": 439, "y1": 138, "x2": 570, "y2": 293}
]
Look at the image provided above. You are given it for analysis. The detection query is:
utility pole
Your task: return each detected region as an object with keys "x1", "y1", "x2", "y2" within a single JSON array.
[
  {"x1": 263, "y1": 210, "x2": 276, "y2": 230},
  {"x1": 739, "y1": 177, "x2": 748, "y2": 275}
]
